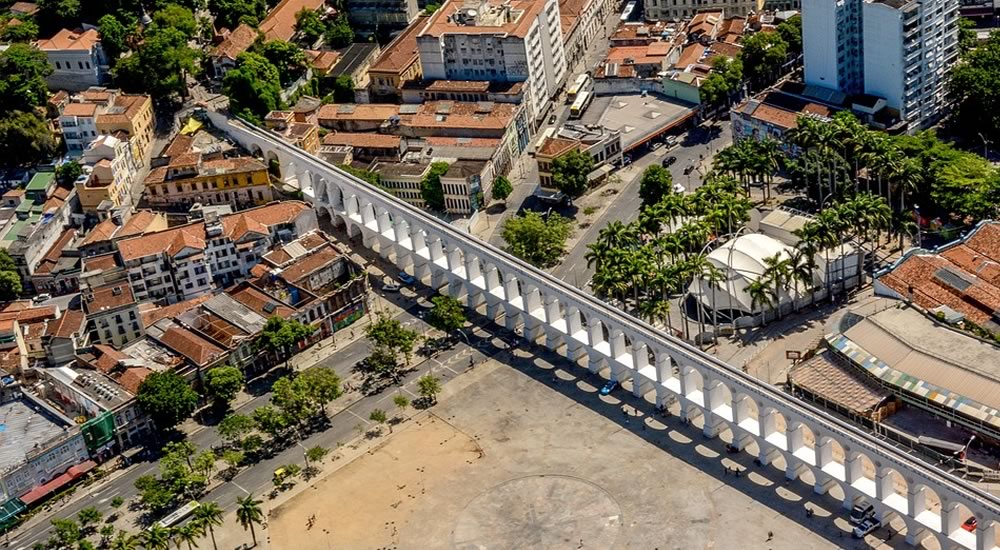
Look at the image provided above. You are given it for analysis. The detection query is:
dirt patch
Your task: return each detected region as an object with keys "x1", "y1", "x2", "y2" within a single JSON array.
[{"x1": 268, "y1": 415, "x2": 481, "y2": 549}]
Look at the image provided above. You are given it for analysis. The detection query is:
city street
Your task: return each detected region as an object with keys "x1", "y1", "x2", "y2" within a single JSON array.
[
  {"x1": 551, "y1": 120, "x2": 733, "y2": 289},
  {"x1": 8, "y1": 285, "x2": 493, "y2": 549}
]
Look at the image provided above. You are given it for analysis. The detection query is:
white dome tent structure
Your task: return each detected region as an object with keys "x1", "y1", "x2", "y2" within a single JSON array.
[{"x1": 688, "y1": 208, "x2": 862, "y2": 325}]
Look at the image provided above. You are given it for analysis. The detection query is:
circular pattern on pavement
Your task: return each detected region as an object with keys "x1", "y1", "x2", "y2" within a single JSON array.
[{"x1": 451, "y1": 474, "x2": 622, "y2": 550}]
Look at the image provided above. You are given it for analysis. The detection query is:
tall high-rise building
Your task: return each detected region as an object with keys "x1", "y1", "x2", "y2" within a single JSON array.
[
  {"x1": 802, "y1": 0, "x2": 959, "y2": 130},
  {"x1": 417, "y1": 0, "x2": 568, "y2": 126}
]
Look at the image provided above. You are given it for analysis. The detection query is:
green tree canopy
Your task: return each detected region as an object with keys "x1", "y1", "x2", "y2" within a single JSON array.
[
  {"x1": 98, "y1": 14, "x2": 130, "y2": 65},
  {"x1": 255, "y1": 315, "x2": 315, "y2": 365},
  {"x1": 36, "y1": 0, "x2": 79, "y2": 32},
  {"x1": 492, "y1": 175, "x2": 512, "y2": 203},
  {"x1": 739, "y1": 31, "x2": 788, "y2": 85},
  {"x1": 223, "y1": 51, "x2": 282, "y2": 123},
  {"x1": 699, "y1": 55, "x2": 742, "y2": 106},
  {"x1": 551, "y1": 149, "x2": 594, "y2": 197},
  {"x1": 260, "y1": 39, "x2": 306, "y2": 85},
  {"x1": 950, "y1": 32, "x2": 1000, "y2": 143},
  {"x1": 365, "y1": 315, "x2": 419, "y2": 364},
  {"x1": 775, "y1": 15, "x2": 802, "y2": 54},
  {"x1": 0, "y1": 111, "x2": 56, "y2": 168},
  {"x1": 113, "y1": 25, "x2": 200, "y2": 97},
  {"x1": 152, "y1": 3, "x2": 197, "y2": 38},
  {"x1": 639, "y1": 164, "x2": 674, "y2": 208},
  {"x1": 420, "y1": 161, "x2": 449, "y2": 211},
  {"x1": 339, "y1": 164, "x2": 380, "y2": 187},
  {"x1": 204, "y1": 365, "x2": 244, "y2": 408},
  {"x1": 294, "y1": 8, "x2": 325, "y2": 44},
  {"x1": 0, "y1": 271, "x2": 23, "y2": 301},
  {"x1": 1, "y1": 18, "x2": 39, "y2": 42},
  {"x1": 324, "y1": 14, "x2": 353, "y2": 48},
  {"x1": 0, "y1": 251, "x2": 14, "y2": 272},
  {"x1": 502, "y1": 211, "x2": 572, "y2": 268},
  {"x1": 0, "y1": 43, "x2": 52, "y2": 111},
  {"x1": 136, "y1": 370, "x2": 199, "y2": 431},
  {"x1": 417, "y1": 374, "x2": 441, "y2": 404},
  {"x1": 56, "y1": 160, "x2": 82, "y2": 184},
  {"x1": 427, "y1": 295, "x2": 466, "y2": 332},
  {"x1": 209, "y1": 0, "x2": 266, "y2": 29},
  {"x1": 218, "y1": 413, "x2": 256, "y2": 444}
]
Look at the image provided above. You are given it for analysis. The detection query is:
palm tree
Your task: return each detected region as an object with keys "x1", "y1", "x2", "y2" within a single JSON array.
[
  {"x1": 761, "y1": 253, "x2": 793, "y2": 321},
  {"x1": 193, "y1": 502, "x2": 224, "y2": 550},
  {"x1": 890, "y1": 157, "x2": 922, "y2": 249},
  {"x1": 700, "y1": 260, "x2": 726, "y2": 332},
  {"x1": 143, "y1": 524, "x2": 173, "y2": 550},
  {"x1": 755, "y1": 138, "x2": 782, "y2": 202},
  {"x1": 111, "y1": 532, "x2": 140, "y2": 550},
  {"x1": 746, "y1": 279, "x2": 775, "y2": 325},
  {"x1": 171, "y1": 523, "x2": 203, "y2": 550},
  {"x1": 235, "y1": 494, "x2": 264, "y2": 547}
]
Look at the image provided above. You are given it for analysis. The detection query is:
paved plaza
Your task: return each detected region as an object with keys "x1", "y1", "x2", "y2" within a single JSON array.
[{"x1": 267, "y1": 351, "x2": 913, "y2": 549}]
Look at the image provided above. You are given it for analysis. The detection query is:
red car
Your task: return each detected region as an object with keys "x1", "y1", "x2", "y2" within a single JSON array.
[{"x1": 962, "y1": 517, "x2": 977, "y2": 532}]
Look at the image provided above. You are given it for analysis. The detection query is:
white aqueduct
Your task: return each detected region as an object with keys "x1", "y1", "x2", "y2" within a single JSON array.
[{"x1": 210, "y1": 112, "x2": 1000, "y2": 549}]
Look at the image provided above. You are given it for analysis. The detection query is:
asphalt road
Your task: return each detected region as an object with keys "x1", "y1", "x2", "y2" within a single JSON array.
[
  {"x1": 550, "y1": 120, "x2": 733, "y2": 289},
  {"x1": 11, "y1": 289, "x2": 494, "y2": 548}
]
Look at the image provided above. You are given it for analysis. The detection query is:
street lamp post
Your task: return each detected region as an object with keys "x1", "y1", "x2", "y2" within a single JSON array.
[{"x1": 979, "y1": 132, "x2": 990, "y2": 160}]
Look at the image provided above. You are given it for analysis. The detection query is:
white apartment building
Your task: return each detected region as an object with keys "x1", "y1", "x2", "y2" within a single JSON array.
[
  {"x1": 802, "y1": 0, "x2": 959, "y2": 130},
  {"x1": 375, "y1": 162, "x2": 430, "y2": 209},
  {"x1": 862, "y1": 0, "x2": 959, "y2": 128},
  {"x1": 113, "y1": 202, "x2": 317, "y2": 304},
  {"x1": 79, "y1": 135, "x2": 138, "y2": 213},
  {"x1": 416, "y1": 0, "x2": 568, "y2": 125},
  {"x1": 36, "y1": 28, "x2": 110, "y2": 91}
]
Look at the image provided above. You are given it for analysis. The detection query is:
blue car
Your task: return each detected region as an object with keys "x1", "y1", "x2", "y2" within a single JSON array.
[
  {"x1": 599, "y1": 380, "x2": 618, "y2": 396},
  {"x1": 397, "y1": 271, "x2": 417, "y2": 285}
]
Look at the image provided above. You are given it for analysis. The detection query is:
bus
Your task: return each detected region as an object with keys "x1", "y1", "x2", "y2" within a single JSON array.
[
  {"x1": 569, "y1": 91, "x2": 593, "y2": 119},
  {"x1": 566, "y1": 74, "x2": 593, "y2": 104},
  {"x1": 156, "y1": 500, "x2": 200, "y2": 529}
]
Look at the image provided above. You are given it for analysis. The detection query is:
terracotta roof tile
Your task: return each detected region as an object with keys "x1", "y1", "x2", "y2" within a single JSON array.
[
  {"x1": 142, "y1": 294, "x2": 212, "y2": 328},
  {"x1": 116, "y1": 222, "x2": 206, "y2": 262},
  {"x1": 81, "y1": 253, "x2": 119, "y2": 273},
  {"x1": 37, "y1": 28, "x2": 100, "y2": 51},
  {"x1": 93, "y1": 344, "x2": 128, "y2": 374},
  {"x1": 258, "y1": 0, "x2": 325, "y2": 42},
  {"x1": 158, "y1": 326, "x2": 224, "y2": 367},
  {"x1": 228, "y1": 284, "x2": 297, "y2": 319},
  {"x1": 62, "y1": 103, "x2": 98, "y2": 117},
  {"x1": 118, "y1": 367, "x2": 152, "y2": 395},
  {"x1": 369, "y1": 15, "x2": 427, "y2": 74},
  {"x1": 211, "y1": 23, "x2": 258, "y2": 61},
  {"x1": 49, "y1": 309, "x2": 85, "y2": 338},
  {"x1": 83, "y1": 282, "x2": 135, "y2": 315},
  {"x1": 221, "y1": 201, "x2": 309, "y2": 241}
]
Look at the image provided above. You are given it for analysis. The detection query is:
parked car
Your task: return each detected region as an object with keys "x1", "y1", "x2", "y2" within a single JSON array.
[
  {"x1": 849, "y1": 501, "x2": 875, "y2": 525},
  {"x1": 852, "y1": 517, "x2": 880, "y2": 538},
  {"x1": 599, "y1": 379, "x2": 618, "y2": 396},
  {"x1": 963, "y1": 517, "x2": 977, "y2": 532},
  {"x1": 397, "y1": 272, "x2": 417, "y2": 285},
  {"x1": 683, "y1": 165, "x2": 695, "y2": 175},
  {"x1": 32, "y1": 294, "x2": 51, "y2": 303},
  {"x1": 382, "y1": 282, "x2": 401, "y2": 292},
  {"x1": 672, "y1": 183, "x2": 686, "y2": 194},
  {"x1": 661, "y1": 156, "x2": 677, "y2": 167}
]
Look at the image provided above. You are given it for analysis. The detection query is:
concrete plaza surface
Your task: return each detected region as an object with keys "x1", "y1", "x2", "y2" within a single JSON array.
[{"x1": 265, "y1": 354, "x2": 901, "y2": 550}]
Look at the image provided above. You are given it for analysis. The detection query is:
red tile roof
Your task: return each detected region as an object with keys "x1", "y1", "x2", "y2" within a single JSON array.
[
  {"x1": 83, "y1": 282, "x2": 135, "y2": 315},
  {"x1": 211, "y1": 23, "x2": 259, "y2": 61},
  {"x1": 228, "y1": 283, "x2": 297, "y2": 319},
  {"x1": 142, "y1": 295, "x2": 212, "y2": 329},
  {"x1": 37, "y1": 28, "x2": 100, "y2": 51},
  {"x1": 118, "y1": 367, "x2": 152, "y2": 394},
  {"x1": 49, "y1": 309, "x2": 85, "y2": 339},
  {"x1": 369, "y1": 15, "x2": 427, "y2": 74},
  {"x1": 116, "y1": 222, "x2": 205, "y2": 262},
  {"x1": 258, "y1": 0, "x2": 325, "y2": 42},
  {"x1": 157, "y1": 327, "x2": 224, "y2": 367},
  {"x1": 93, "y1": 344, "x2": 128, "y2": 374},
  {"x1": 222, "y1": 201, "x2": 310, "y2": 241},
  {"x1": 322, "y1": 132, "x2": 402, "y2": 148}
]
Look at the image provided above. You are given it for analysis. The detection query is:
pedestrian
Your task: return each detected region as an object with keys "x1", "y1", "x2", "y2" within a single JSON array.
[
  {"x1": 723, "y1": 465, "x2": 728, "y2": 476},
  {"x1": 766, "y1": 531, "x2": 773, "y2": 542},
  {"x1": 735, "y1": 469, "x2": 740, "y2": 478}
]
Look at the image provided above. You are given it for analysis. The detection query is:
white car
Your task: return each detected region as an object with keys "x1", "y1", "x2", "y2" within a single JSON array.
[
  {"x1": 382, "y1": 282, "x2": 401, "y2": 292},
  {"x1": 32, "y1": 294, "x2": 51, "y2": 303},
  {"x1": 673, "y1": 183, "x2": 686, "y2": 194},
  {"x1": 852, "y1": 517, "x2": 880, "y2": 538}
]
